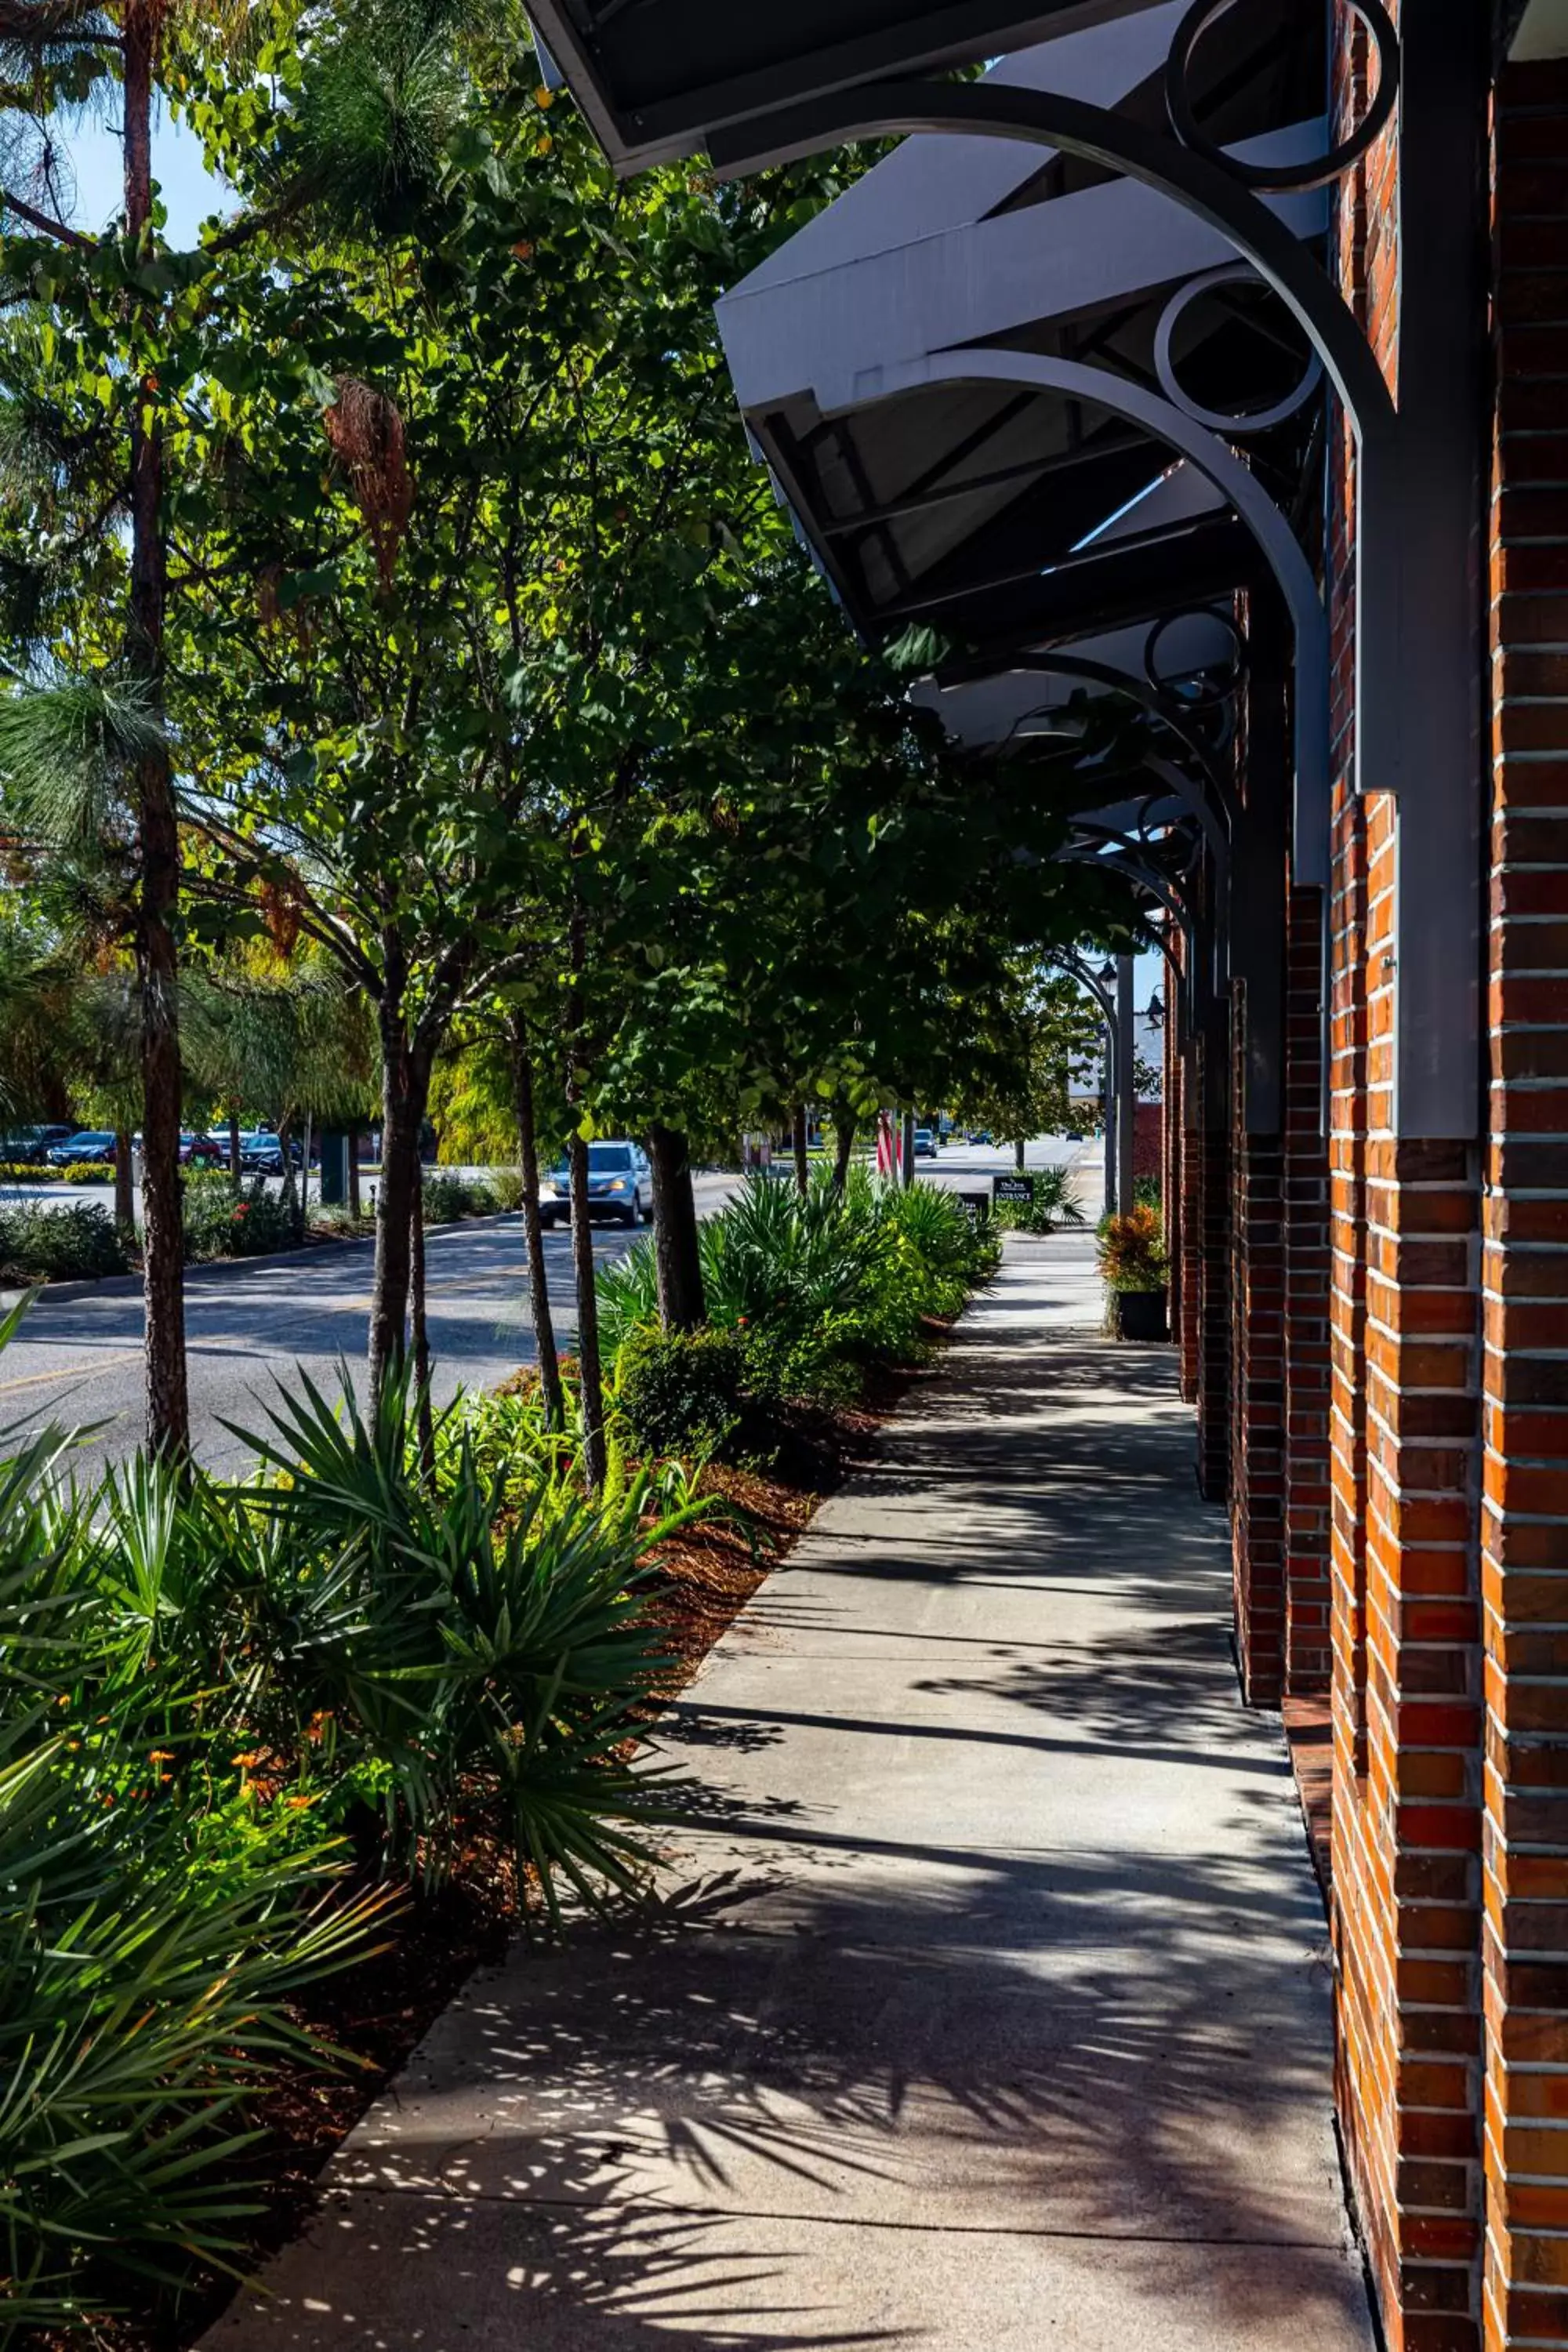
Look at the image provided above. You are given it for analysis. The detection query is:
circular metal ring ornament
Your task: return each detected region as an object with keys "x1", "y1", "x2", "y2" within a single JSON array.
[
  {"x1": 1153, "y1": 264, "x2": 1324, "y2": 436},
  {"x1": 1143, "y1": 606, "x2": 1247, "y2": 712},
  {"x1": 1165, "y1": 0, "x2": 1399, "y2": 195}
]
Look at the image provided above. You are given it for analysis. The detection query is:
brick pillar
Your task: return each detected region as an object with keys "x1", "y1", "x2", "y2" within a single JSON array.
[
  {"x1": 1326, "y1": 20, "x2": 1486, "y2": 2340},
  {"x1": 1165, "y1": 964, "x2": 1183, "y2": 1344},
  {"x1": 1330, "y1": 794, "x2": 1485, "y2": 2352},
  {"x1": 1285, "y1": 881, "x2": 1333, "y2": 1696},
  {"x1": 1231, "y1": 1067, "x2": 1287, "y2": 1703},
  {"x1": 1196, "y1": 1021, "x2": 1230, "y2": 1504},
  {"x1": 1479, "y1": 65, "x2": 1568, "y2": 2352},
  {"x1": 1180, "y1": 1019, "x2": 1202, "y2": 1407}
]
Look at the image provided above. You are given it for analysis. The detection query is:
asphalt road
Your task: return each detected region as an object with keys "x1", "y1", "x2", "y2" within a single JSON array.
[
  {"x1": 1, "y1": 1177, "x2": 734, "y2": 1481},
  {"x1": 0, "y1": 1142, "x2": 1094, "y2": 1478}
]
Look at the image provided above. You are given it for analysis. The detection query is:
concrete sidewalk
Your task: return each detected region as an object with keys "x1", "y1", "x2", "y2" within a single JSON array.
[{"x1": 209, "y1": 1236, "x2": 1373, "y2": 2352}]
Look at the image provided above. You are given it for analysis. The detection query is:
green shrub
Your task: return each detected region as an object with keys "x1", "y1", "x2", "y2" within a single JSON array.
[
  {"x1": 0, "y1": 1272, "x2": 735, "y2": 2334},
  {"x1": 597, "y1": 1171, "x2": 998, "y2": 1414},
  {"x1": 596, "y1": 1238, "x2": 661, "y2": 1356},
  {"x1": 615, "y1": 1323, "x2": 747, "y2": 1457},
  {"x1": 183, "y1": 1173, "x2": 296, "y2": 1261},
  {"x1": 0, "y1": 1303, "x2": 387, "y2": 2337},
  {"x1": 739, "y1": 1317, "x2": 866, "y2": 1411},
  {"x1": 486, "y1": 1167, "x2": 524, "y2": 1211},
  {"x1": 423, "y1": 1169, "x2": 502, "y2": 1223},
  {"x1": 59, "y1": 1160, "x2": 113, "y2": 1185},
  {"x1": 0, "y1": 1200, "x2": 127, "y2": 1281},
  {"x1": 0, "y1": 1741, "x2": 387, "y2": 2339}
]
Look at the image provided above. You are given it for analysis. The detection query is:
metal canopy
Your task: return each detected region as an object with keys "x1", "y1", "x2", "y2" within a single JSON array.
[
  {"x1": 717, "y1": 13, "x2": 1326, "y2": 647},
  {"x1": 524, "y1": 0, "x2": 1167, "y2": 175}
]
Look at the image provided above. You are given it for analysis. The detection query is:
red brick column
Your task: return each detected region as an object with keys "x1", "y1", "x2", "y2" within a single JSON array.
[
  {"x1": 1285, "y1": 880, "x2": 1334, "y2": 1694},
  {"x1": 1196, "y1": 1022, "x2": 1231, "y2": 1503},
  {"x1": 1479, "y1": 65, "x2": 1568, "y2": 2352},
  {"x1": 1327, "y1": 17, "x2": 1487, "y2": 2344},
  {"x1": 1164, "y1": 968, "x2": 1184, "y2": 1348},
  {"x1": 1232, "y1": 1102, "x2": 1287, "y2": 1703}
]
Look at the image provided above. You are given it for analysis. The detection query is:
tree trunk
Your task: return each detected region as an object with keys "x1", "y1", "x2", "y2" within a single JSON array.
[
  {"x1": 646, "y1": 1122, "x2": 706, "y2": 1331},
  {"x1": 114, "y1": 1128, "x2": 135, "y2": 1234},
  {"x1": 348, "y1": 1129, "x2": 361, "y2": 1221},
  {"x1": 567, "y1": 1129, "x2": 607, "y2": 1494},
  {"x1": 227, "y1": 1107, "x2": 241, "y2": 1185},
  {"x1": 831, "y1": 1108, "x2": 856, "y2": 1195},
  {"x1": 278, "y1": 1115, "x2": 298, "y2": 1224},
  {"x1": 368, "y1": 980, "x2": 430, "y2": 1395},
  {"x1": 296, "y1": 1107, "x2": 312, "y2": 1243},
  {"x1": 125, "y1": 13, "x2": 187, "y2": 1460},
  {"x1": 564, "y1": 908, "x2": 606, "y2": 1494},
  {"x1": 509, "y1": 1025, "x2": 564, "y2": 1429},
  {"x1": 410, "y1": 1174, "x2": 435, "y2": 1475},
  {"x1": 791, "y1": 1102, "x2": 809, "y2": 1196}
]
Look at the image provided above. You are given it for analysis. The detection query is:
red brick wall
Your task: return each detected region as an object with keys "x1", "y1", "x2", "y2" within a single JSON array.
[
  {"x1": 1285, "y1": 880, "x2": 1333, "y2": 1694},
  {"x1": 1230, "y1": 970, "x2": 1288, "y2": 1705},
  {"x1": 1165, "y1": 971, "x2": 1184, "y2": 1350},
  {"x1": 1197, "y1": 1089, "x2": 1231, "y2": 1501},
  {"x1": 1133, "y1": 1099, "x2": 1162, "y2": 1185},
  {"x1": 1480, "y1": 63, "x2": 1568, "y2": 2352},
  {"x1": 1327, "y1": 10, "x2": 1488, "y2": 2347}
]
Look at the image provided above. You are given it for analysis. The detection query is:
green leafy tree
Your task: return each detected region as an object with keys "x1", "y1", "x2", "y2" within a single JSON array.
[
  {"x1": 162, "y1": 40, "x2": 866, "y2": 1451},
  {"x1": 0, "y1": 0, "x2": 324, "y2": 1453}
]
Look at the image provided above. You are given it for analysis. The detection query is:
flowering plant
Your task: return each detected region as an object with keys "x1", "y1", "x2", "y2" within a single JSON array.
[{"x1": 1098, "y1": 1204, "x2": 1169, "y2": 1294}]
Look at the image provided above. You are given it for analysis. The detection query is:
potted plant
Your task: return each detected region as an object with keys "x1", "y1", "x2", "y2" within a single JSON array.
[{"x1": 1098, "y1": 1203, "x2": 1170, "y2": 1341}]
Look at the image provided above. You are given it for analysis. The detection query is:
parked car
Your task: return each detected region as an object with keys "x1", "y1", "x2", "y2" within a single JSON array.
[
  {"x1": 536, "y1": 1171, "x2": 568, "y2": 1231},
  {"x1": 46, "y1": 1130, "x2": 118, "y2": 1168},
  {"x1": 967, "y1": 1128, "x2": 993, "y2": 1147},
  {"x1": 913, "y1": 1128, "x2": 938, "y2": 1159},
  {"x1": 544, "y1": 1141, "x2": 652, "y2": 1228},
  {"x1": 178, "y1": 1132, "x2": 225, "y2": 1167},
  {"x1": 1, "y1": 1124, "x2": 74, "y2": 1163},
  {"x1": 238, "y1": 1131, "x2": 302, "y2": 1175}
]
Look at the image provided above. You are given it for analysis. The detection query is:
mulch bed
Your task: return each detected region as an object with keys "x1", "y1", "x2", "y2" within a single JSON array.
[{"x1": 88, "y1": 1330, "x2": 954, "y2": 2352}]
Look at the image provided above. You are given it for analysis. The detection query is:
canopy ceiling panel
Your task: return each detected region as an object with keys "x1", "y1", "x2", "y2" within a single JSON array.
[{"x1": 524, "y1": 0, "x2": 1167, "y2": 173}]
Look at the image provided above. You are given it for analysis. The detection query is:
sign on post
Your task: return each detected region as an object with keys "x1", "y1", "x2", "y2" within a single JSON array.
[{"x1": 993, "y1": 1174, "x2": 1035, "y2": 1208}]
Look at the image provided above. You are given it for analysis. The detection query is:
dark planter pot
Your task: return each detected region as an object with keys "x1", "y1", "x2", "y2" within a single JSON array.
[{"x1": 1110, "y1": 1287, "x2": 1168, "y2": 1342}]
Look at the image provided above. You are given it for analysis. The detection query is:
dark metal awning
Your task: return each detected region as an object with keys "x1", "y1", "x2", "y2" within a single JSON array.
[
  {"x1": 713, "y1": 10, "x2": 1329, "y2": 859},
  {"x1": 524, "y1": 0, "x2": 1167, "y2": 174},
  {"x1": 717, "y1": 12, "x2": 1326, "y2": 657}
]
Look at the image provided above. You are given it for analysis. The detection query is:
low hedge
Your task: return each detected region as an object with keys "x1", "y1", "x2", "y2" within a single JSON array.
[
  {"x1": 423, "y1": 1170, "x2": 506, "y2": 1223},
  {"x1": 615, "y1": 1324, "x2": 748, "y2": 1458},
  {"x1": 0, "y1": 1202, "x2": 129, "y2": 1283},
  {"x1": 0, "y1": 1160, "x2": 110, "y2": 1185}
]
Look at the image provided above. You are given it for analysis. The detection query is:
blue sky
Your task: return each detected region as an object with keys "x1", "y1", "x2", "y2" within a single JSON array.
[{"x1": 63, "y1": 110, "x2": 225, "y2": 243}]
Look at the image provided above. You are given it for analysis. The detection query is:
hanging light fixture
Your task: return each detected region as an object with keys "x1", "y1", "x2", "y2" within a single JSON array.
[{"x1": 1145, "y1": 989, "x2": 1166, "y2": 1029}]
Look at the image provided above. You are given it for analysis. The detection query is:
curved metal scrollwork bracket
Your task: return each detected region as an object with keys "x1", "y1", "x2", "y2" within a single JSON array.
[
  {"x1": 707, "y1": 71, "x2": 1401, "y2": 812},
  {"x1": 1166, "y1": 0, "x2": 1400, "y2": 196},
  {"x1": 843, "y1": 349, "x2": 1330, "y2": 887}
]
